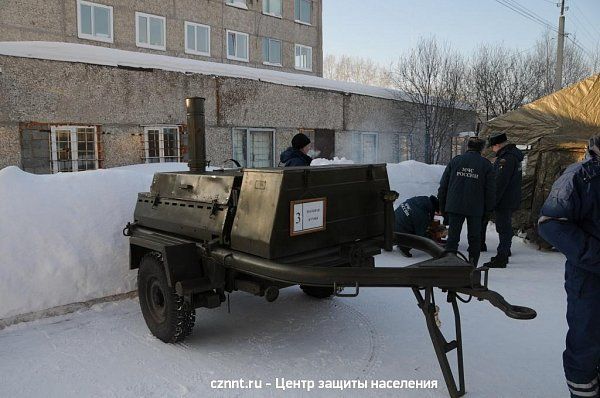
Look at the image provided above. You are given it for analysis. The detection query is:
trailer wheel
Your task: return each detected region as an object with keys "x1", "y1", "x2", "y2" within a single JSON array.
[
  {"x1": 300, "y1": 285, "x2": 335, "y2": 299},
  {"x1": 138, "y1": 252, "x2": 195, "y2": 343}
]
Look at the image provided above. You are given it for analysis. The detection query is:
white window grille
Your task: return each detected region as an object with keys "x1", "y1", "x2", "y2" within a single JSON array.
[
  {"x1": 50, "y1": 126, "x2": 99, "y2": 173},
  {"x1": 294, "y1": 0, "x2": 312, "y2": 24},
  {"x1": 143, "y1": 126, "x2": 181, "y2": 163},
  {"x1": 232, "y1": 128, "x2": 275, "y2": 167},
  {"x1": 77, "y1": 0, "x2": 113, "y2": 43},
  {"x1": 136, "y1": 12, "x2": 166, "y2": 51},
  {"x1": 227, "y1": 30, "x2": 249, "y2": 62},
  {"x1": 262, "y1": 38, "x2": 282, "y2": 66},
  {"x1": 295, "y1": 44, "x2": 312, "y2": 71},
  {"x1": 263, "y1": 0, "x2": 282, "y2": 17},
  {"x1": 225, "y1": 0, "x2": 248, "y2": 10},
  {"x1": 351, "y1": 132, "x2": 379, "y2": 164},
  {"x1": 185, "y1": 22, "x2": 210, "y2": 56}
]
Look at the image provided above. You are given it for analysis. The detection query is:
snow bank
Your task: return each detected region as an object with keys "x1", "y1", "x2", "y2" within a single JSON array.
[
  {"x1": 310, "y1": 157, "x2": 354, "y2": 166},
  {"x1": 0, "y1": 163, "x2": 188, "y2": 319},
  {"x1": 387, "y1": 160, "x2": 445, "y2": 203},
  {"x1": 0, "y1": 160, "x2": 443, "y2": 320}
]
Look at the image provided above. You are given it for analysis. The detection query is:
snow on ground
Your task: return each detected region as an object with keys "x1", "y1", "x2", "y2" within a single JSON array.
[
  {"x1": 0, "y1": 228, "x2": 567, "y2": 397},
  {"x1": 0, "y1": 160, "x2": 569, "y2": 397}
]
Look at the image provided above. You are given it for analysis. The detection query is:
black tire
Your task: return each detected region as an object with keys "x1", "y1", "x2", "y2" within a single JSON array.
[
  {"x1": 300, "y1": 285, "x2": 335, "y2": 299},
  {"x1": 138, "y1": 252, "x2": 195, "y2": 343}
]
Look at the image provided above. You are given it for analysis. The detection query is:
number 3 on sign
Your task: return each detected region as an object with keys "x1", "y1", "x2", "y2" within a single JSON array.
[{"x1": 290, "y1": 198, "x2": 327, "y2": 236}]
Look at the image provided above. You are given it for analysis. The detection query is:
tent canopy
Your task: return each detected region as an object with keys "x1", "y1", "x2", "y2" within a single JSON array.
[{"x1": 481, "y1": 74, "x2": 600, "y2": 144}]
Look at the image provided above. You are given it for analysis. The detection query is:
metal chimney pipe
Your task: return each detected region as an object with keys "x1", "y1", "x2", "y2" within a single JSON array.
[{"x1": 185, "y1": 97, "x2": 206, "y2": 173}]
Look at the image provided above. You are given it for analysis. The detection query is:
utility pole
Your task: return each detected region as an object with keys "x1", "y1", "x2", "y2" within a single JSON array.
[{"x1": 554, "y1": 0, "x2": 566, "y2": 91}]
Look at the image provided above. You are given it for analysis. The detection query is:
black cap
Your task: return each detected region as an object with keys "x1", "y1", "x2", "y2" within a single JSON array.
[
  {"x1": 429, "y1": 195, "x2": 440, "y2": 212},
  {"x1": 467, "y1": 137, "x2": 485, "y2": 153},
  {"x1": 589, "y1": 134, "x2": 600, "y2": 159},
  {"x1": 292, "y1": 133, "x2": 311, "y2": 150},
  {"x1": 488, "y1": 132, "x2": 508, "y2": 147}
]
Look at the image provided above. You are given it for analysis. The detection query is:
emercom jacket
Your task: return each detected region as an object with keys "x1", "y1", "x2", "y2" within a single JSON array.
[
  {"x1": 394, "y1": 196, "x2": 435, "y2": 237},
  {"x1": 494, "y1": 144, "x2": 524, "y2": 210},
  {"x1": 538, "y1": 158, "x2": 600, "y2": 275},
  {"x1": 280, "y1": 147, "x2": 312, "y2": 167},
  {"x1": 438, "y1": 150, "x2": 496, "y2": 217}
]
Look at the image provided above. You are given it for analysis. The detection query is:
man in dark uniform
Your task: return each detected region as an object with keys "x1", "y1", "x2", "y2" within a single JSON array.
[
  {"x1": 280, "y1": 133, "x2": 312, "y2": 167},
  {"x1": 538, "y1": 134, "x2": 600, "y2": 398},
  {"x1": 393, "y1": 195, "x2": 440, "y2": 257},
  {"x1": 484, "y1": 132, "x2": 524, "y2": 268},
  {"x1": 438, "y1": 137, "x2": 495, "y2": 266}
]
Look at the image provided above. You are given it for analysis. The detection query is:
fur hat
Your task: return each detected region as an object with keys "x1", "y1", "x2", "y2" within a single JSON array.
[
  {"x1": 488, "y1": 132, "x2": 508, "y2": 147},
  {"x1": 589, "y1": 134, "x2": 600, "y2": 159},
  {"x1": 467, "y1": 137, "x2": 485, "y2": 153}
]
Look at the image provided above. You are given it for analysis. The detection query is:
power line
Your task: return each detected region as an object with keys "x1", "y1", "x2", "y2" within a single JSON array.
[
  {"x1": 571, "y1": 0, "x2": 600, "y2": 39},
  {"x1": 493, "y1": 0, "x2": 558, "y2": 33}
]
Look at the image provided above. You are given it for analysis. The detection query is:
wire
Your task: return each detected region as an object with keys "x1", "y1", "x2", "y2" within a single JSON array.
[{"x1": 493, "y1": 0, "x2": 558, "y2": 33}]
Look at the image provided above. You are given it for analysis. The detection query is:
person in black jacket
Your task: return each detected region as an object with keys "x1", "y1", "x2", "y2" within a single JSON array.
[
  {"x1": 394, "y1": 195, "x2": 440, "y2": 257},
  {"x1": 280, "y1": 133, "x2": 313, "y2": 167},
  {"x1": 483, "y1": 132, "x2": 524, "y2": 268},
  {"x1": 538, "y1": 134, "x2": 600, "y2": 398},
  {"x1": 438, "y1": 137, "x2": 495, "y2": 266}
]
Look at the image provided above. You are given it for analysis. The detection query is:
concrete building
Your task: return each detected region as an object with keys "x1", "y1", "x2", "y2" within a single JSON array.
[{"x1": 0, "y1": 1, "x2": 475, "y2": 174}]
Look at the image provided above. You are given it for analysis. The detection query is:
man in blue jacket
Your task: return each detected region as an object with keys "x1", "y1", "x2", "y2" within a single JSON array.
[
  {"x1": 394, "y1": 195, "x2": 440, "y2": 257},
  {"x1": 438, "y1": 137, "x2": 495, "y2": 266},
  {"x1": 280, "y1": 133, "x2": 313, "y2": 167},
  {"x1": 484, "y1": 132, "x2": 524, "y2": 268},
  {"x1": 538, "y1": 134, "x2": 600, "y2": 398}
]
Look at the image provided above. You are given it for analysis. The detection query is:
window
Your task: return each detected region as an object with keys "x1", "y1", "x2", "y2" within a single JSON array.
[
  {"x1": 295, "y1": 44, "x2": 312, "y2": 71},
  {"x1": 225, "y1": 0, "x2": 248, "y2": 10},
  {"x1": 294, "y1": 0, "x2": 311, "y2": 24},
  {"x1": 351, "y1": 132, "x2": 379, "y2": 164},
  {"x1": 185, "y1": 22, "x2": 210, "y2": 56},
  {"x1": 451, "y1": 136, "x2": 469, "y2": 158},
  {"x1": 143, "y1": 127, "x2": 181, "y2": 163},
  {"x1": 232, "y1": 128, "x2": 275, "y2": 167},
  {"x1": 77, "y1": 0, "x2": 113, "y2": 43},
  {"x1": 392, "y1": 134, "x2": 412, "y2": 163},
  {"x1": 262, "y1": 38, "x2": 282, "y2": 66},
  {"x1": 136, "y1": 12, "x2": 166, "y2": 50},
  {"x1": 263, "y1": 0, "x2": 282, "y2": 17},
  {"x1": 227, "y1": 30, "x2": 249, "y2": 62},
  {"x1": 50, "y1": 126, "x2": 99, "y2": 173}
]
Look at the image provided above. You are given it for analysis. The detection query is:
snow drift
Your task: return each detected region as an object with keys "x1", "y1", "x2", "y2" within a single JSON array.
[{"x1": 0, "y1": 160, "x2": 444, "y2": 320}]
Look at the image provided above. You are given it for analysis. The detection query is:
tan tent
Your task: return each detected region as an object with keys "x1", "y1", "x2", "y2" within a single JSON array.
[{"x1": 480, "y1": 74, "x2": 600, "y2": 247}]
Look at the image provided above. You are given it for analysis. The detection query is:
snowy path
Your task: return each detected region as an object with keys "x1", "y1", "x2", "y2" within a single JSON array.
[{"x1": 0, "y1": 229, "x2": 567, "y2": 398}]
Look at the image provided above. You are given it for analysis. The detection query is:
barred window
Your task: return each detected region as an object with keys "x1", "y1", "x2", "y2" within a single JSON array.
[
  {"x1": 50, "y1": 126, "x2": 99, "y2": 173},
  {"x1": 392, "y1": 133, "x2": 412, "y2": 163},
  {"x1": 232, "y1": 128, "x2": 275, "y2": 167},
  {"x1": 143, "y1": 126, "x2": 181, "y2": 163}
]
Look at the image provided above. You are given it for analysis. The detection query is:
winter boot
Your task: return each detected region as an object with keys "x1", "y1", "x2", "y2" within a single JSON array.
[
  {"x1": 399, "y1": 246, "x2": 413, "y2": 258},
  {"x1": 484, "y1": 254, "x2": 509, "y2": 268},
  {"x1": 468, "y1": 254, "x2": 480, "y2": 267},
  {"x1": 480, "y1": 243, "x2": 487, "y2": 252}
]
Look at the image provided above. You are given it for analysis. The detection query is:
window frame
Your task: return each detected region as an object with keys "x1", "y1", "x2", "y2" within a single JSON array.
[
  {"x1": 231, "y1": 128, "x2": 276, "y2": 168},
  {"x1": 226, "y1": 30, "x2": 250, "y2": 62},
  {"x1": 77, "y1": 0, "x2": 114, "y2": 43},
  {"x1": 392, "y1": 133, "x2": 412, "y2": 163},
  {"x1": 135, "y1": 11, "x2": 167, "y2": 51},
  {"x1": 352, "y1": 132, "x2": 379, "y2": 164},
  {"x1": 294, "y1": 44, "x2": 313, "y2": 71},
  {"x1": 50, "y1": 125, "x2": 99, "y2": 173},
  {"x1": 225, "y1": 0, "x2": 248, "y2": 10},
  {"x1": 184, "y1": 21, "x2": 211, "y2": 57},
  {"x1": 262, "y1": 0, "x2": 282, "y2": 18},
  {"x1": 143, "y1": 126, "x2": 182, "y2": 163},
  {"x1": 262, "y1": 37, "x2": 282, "y2": 66},
  {"x1": 294, "y1": 0, "x2": 312, "y2": 25}
]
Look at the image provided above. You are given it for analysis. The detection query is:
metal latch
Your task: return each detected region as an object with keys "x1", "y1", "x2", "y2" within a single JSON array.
[{"x1": 334, "y1": 282, "x2": 360, "y2": 297}]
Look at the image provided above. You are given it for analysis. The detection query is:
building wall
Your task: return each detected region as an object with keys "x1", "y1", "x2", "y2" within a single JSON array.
[
  {"x1": 0, "y1": 55, "x2": 475, "y2": 172},
  {"x1": 0, "y1": 0, "x2": 323, "y2": 76}
]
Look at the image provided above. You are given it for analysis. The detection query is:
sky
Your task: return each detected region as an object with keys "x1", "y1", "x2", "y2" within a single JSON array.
[{"x1": 323, "y1": 0, "x2": 600, "y2": 65}]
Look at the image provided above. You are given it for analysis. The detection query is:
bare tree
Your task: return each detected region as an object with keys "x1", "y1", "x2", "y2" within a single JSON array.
[
  {"x1": 467, "y1": 44, "x2": 539, "y2": 120},
  {"x1": 323, "y1": 54, "x2": 394, "y2": 87},
  {"x1": 391, "y1": 37, "x2": 470, "y2": 164}
]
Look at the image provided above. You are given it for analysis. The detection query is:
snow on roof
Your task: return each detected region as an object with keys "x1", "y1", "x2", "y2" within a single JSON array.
[{"x1": 0, "y1": 41, "x2": 411, "y2": 102}]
